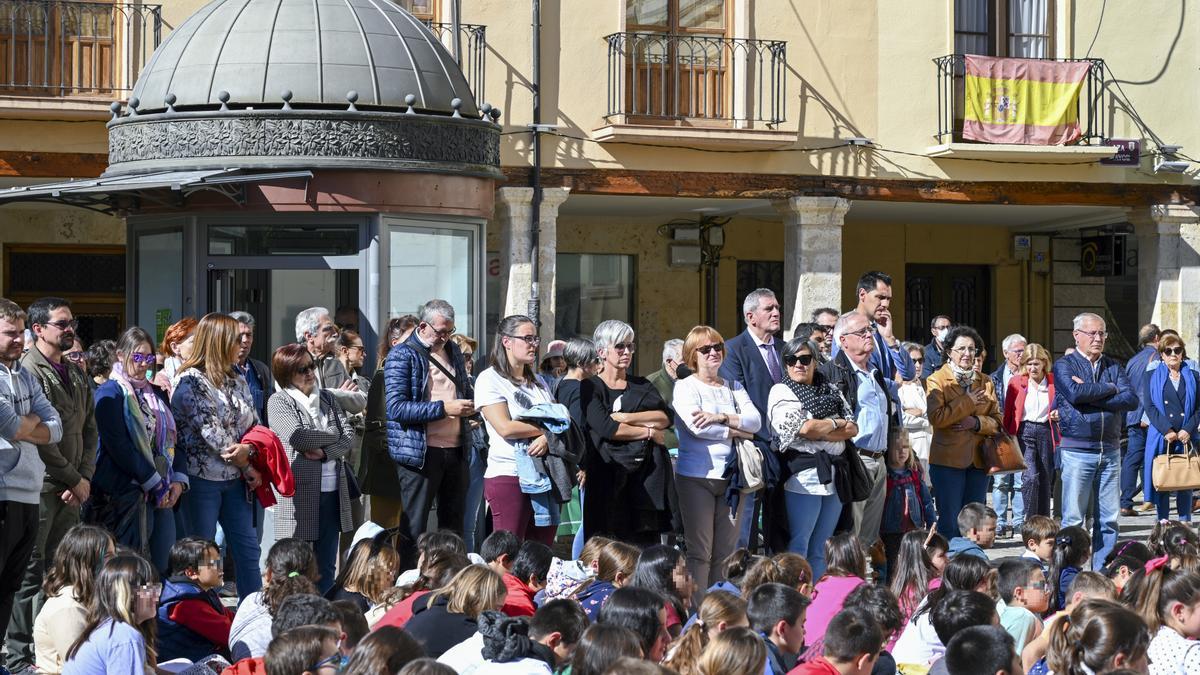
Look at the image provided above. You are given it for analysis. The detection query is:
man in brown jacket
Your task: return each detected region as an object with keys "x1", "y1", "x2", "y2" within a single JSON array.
[{"x1": 5, "y1": 296, "x2": 97, "y2": 673}]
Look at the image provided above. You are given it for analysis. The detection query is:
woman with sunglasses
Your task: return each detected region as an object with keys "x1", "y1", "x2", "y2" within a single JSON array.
[
  {"x1": 1002, "y1": 343, "x2": 1059, "y2": 518},
  {"x1": 672, "y1": 325, "x2": 760, "y2": 606},
  {"x1": 926, "y1": 326, "x2": 1003, "y2": 540},
  {"x1": 583, "y1": 320, "x2": 673, "y2": 546},
  {"x1": 268, "y1": 342, "x2": 358, "y2": 593},
  {"x1": 1142, "y1": 332, "x2": 1200, "y2": 521},
  {"x1": 767, "y1": 336, "x2": 857, "y2": 579},
  {"x1": 86, "y1": 326, "x2": 185, "y2": 573}
]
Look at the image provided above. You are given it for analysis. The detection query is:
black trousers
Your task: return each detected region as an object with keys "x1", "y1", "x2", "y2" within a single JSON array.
[
  {"x1": 0, "y1": 501, "x2": 39, "y2": 640},
  {"x1": 396, "y1": 446, "x2": 467, "y2": 569}
]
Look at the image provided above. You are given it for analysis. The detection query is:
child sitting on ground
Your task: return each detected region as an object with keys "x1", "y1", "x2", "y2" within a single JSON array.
[
  {"x1": 747, "y1": 582, "x2": 809, "y2": 675},
  {"x1": 1040, "y1": 599, "x2": 1148, "y2": 675},
  {"x1": 325, "y1": 537, "x2": 400, "y2": 612},
  {"x1": 891, "y1": 530, "x2": 939, "y2": 630},
  {"x1": 946, "y1": 503, "x2": 996, "y2": 561},
  {"x1": 1047, "y1": 526, "x2": 1091, "y2": 612},
  {"x1": 1019, "y1": 515, "x2": 1058, "y2": 574},
  {"x1": 803, "y1": 534, "x2": 868, "y2": 649},
  {"x1": 881, "y1": 431, "x2": 936, "y2": 582},
  {"x1": 577, "y1": 541, "x2": 639, "y2": 621},
  {"x1": 1101, "y1": 540, "x2": 1153, "y2": 595},
  {"x1": 502, "y1": 541, "x2": 554, "y2": 617},
  {"x1": 791, "y1": 607, "x2": 883, "y2": 675},
  {"x1": 926, "y1": 590, "x2": 1001, "y2": 675},
  {"x1": 943, "y1": 625, "x2": 1022, "y2": 675},
  {"x1": 926, "y1": 533, "x2": 949, "y2": 579},
  {"x1": 1020, "y1": 571, "x2": 1116, "y2": 672},
  {"x1": 156, "y1": 538, "x2": 236, "y2": 663},
  {"x1": 996, "y1": 559, "x2": 1048, "y2": 654},
  {"x1": 1129, "y1": 557, "x2": 1200, "y2": 672}
]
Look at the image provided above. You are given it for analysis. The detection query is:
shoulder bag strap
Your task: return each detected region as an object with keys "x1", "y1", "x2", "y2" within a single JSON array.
[{"x1": 427, "y1": 352, "x2": 464, "y2": 398}]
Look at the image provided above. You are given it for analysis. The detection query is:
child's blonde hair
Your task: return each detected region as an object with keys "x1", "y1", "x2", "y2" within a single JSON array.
[{"x1": 887, "y1": 429, "x2": 917, "y2": 471}]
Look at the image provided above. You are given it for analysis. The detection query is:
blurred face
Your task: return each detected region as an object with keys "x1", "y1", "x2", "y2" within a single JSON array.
[
  {"x1": 502, "y1": 322, "x2": 540, "y2": 368},
  {"x1": 602, "y1": 335, "x2": 636, "y2": 372},
  {"x1": 1163, "y1": 343, "x2": 1186, "y2": 370},
  {"x1": 929, "y1": 547, "x2": 948, "y2": 573},
  {"x1": 341, "y1": 338, "x2": 365, "y2": 369},
  {"x1": 694, "y1": 338, "x2": 725, "y2": 374},
  {"x1": 672, "y1": 558, "x2": 696, "y2": 610},
  {"x1": 1018, "y1": 570, "x2": 1050, "y2": 614},
  {"x1": 784, "y1": 346, "x2": 815, "y2": 385},
  {"x1": 1025, "y1": 357, "x2": 1046, "y2": 381},
  {"x1": 291, "y1": 357, "x2": 318, "y2": 395},
  {"x1": 34, "y1": 306, "x2": 76, "y2": 353},
  {"x1": 419, "y1": 313, "x2": 455, "y2": 351},
  {"x1": 888, "y1": 436, "x2": 912, "y2": 468},
  {"x1": 193, "y1": 546, "x2": 224, "y2": 591},
  {"x1": 1004, "y1": 341, "x2": 1026, "y2": 371},
  {"x1": 858, "y1": 280, "x2": 891, "y2": 321},
  {"x1": 971, "y1": 518, "x2": 998, "y2": 548},
  {"x1": 1073, "y1": 317, "x2": 1107, "y2": 360},
  {"x1": 134, "y1": 582, "x2": 161, "y2": 623},
  {"x1": 235, "y1": 322, "x2": 254, "y2": 363},
  {"x1": 747, "y1": 295, "x2": 781, "y2": 336},
  {"x1": 123, "y1": 342, "x2": 155, "y2": 381},
  {"x1": 173, "y1": 332, "x2": 196, "y2": 362},
  {"x1": 949, "y1": 336, "x2": 977, "y2": 369}
]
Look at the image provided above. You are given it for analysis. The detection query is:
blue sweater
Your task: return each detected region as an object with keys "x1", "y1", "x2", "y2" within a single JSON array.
[
  {"x1": 62, "y1": 619, "x2": 147, "y2": 675},
  {"x1": 1052, "y1": 352, "x2": 1138, "y2": 453}
]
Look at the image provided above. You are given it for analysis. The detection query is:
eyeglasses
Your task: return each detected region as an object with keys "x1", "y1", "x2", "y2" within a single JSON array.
[
  {"x1": 951, "y1": 346, "x2": 978, "y2": 355},
  {"x1": 1024, "y1": 581, "x2": 1048, "y2": 591},
  {"x1": 783, "y1": 353, "x2": 814, "y2": 367},
  {"x1": 65, "y1": 351, "x2": 85, "y2": 362},
  {"x1": 1075, "y1": 329, "x2": 1108, "y2": 341},
  {"x1": 308, "y1": 653, "x2": 343, "y2": 672},
  {"x1": 843, "y1": 327, "x2": 872, "y2": 340},
  {"x1": 1164, "y1": 347, "x2": 1185, "y2": 356},
  {"x1": 42, "y1": 320, "x2": 78, "y2": 331},
  {"x1": 129, "y1": 353, "x2": 155, "y2": 365},
  {"x1": 422, "y1": 323, "x2": 455, "y2": 339},
  {"x1": 297, "y1": 363, "x2": 316, "y2": 375},
  {"x1": 200, "y1": 558, "x2": 223, "y2": 569},
  {"x1": 697, "y1": 343, "x2": 724, "y2": 356},
  {"x1": 613, "y1": 342, "x2": 636, "y2": 352},
  {"x1": 504, "y1": 334, "x2": 541, "y2": 346},
  {"x1": 343, "y1": 345, "x2": 365, "y2": 353}
]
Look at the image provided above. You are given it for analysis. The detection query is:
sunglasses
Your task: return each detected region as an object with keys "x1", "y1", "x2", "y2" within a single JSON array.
[
  {"x1": 697, "y1": 343, "x2": 724, "y2": 356},
  {"x1": 613, "y1": 342, "x2": 636, "y2": 352},
  {"x1": 42, "y1": 319, "x2": 78, "y2": 331},
  {"x1": 65, "y1": 351, "x2": 85, "y2": 362},
  {"x1": 297, "y1": 363, "x2": 317, "y2": 375},
  {"x1": 129, "y1": 353, "x2": 155, "y2": 366},
  {"x1": 783, "y1": 353, "x2": 814, "y2": 367},
  {"x1": 1163, "y1": 347, "x2": 1185, "y2": 356}
]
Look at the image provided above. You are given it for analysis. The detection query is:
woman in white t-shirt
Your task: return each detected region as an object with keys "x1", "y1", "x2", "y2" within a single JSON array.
[
  {"x1": 672, "y1": 325, "x2": 760, "y2": 607},
  {"x1": 474, "y1": 315, "x2": 557, "y2": 544}
]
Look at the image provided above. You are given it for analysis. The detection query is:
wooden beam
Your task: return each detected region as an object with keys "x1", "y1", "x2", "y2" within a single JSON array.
[
  {"x1": 0, "y1": 151, "x2": 107, "y2": 178},
  {"x1": 503, "y1": 167, "x2": 1200, "y2": 208}
]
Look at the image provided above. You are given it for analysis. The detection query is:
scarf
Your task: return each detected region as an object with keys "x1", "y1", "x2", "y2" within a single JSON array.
[
  {"x1": 477, "y1": 610, "x2": 556, "y2": 668},
  {"x1": 110, "y1": 360, "x2": 176, "y2": 475},
  {"x1": 284, "y1": 387, "x2": 328, "y2": 428},
  {"x1": 783, "y1": 374, "x2": 849, "y2": 421},
  {"x1": 948, "y1": 361, "x2": 975, "y2": 389}
]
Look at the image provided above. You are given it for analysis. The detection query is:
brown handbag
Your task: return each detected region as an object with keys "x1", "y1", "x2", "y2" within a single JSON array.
[
  {"x1": 982, "y1": 432, "x2": 1026, "y2": 475},
  {"x1": 1152, "y1": 443, "x2": 1200, "y2": 492}
]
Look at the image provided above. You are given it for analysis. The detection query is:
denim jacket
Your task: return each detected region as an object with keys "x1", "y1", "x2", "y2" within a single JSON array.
[{"x1": 880, "y1": 465, "x2": 936, "y2": 534}]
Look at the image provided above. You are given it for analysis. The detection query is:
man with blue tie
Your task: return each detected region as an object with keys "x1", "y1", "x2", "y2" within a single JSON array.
[{"x1": 719, "y1": 288, "x2": 783, "y2": 549}]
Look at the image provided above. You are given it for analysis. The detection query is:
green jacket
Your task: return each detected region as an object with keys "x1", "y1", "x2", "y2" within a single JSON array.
[
  {"x1": 21, "y1": 345, "x2": 97, "y2": 492},
  {"x1": 646, "y1": 367, "x2": 679, "y2": 450}
]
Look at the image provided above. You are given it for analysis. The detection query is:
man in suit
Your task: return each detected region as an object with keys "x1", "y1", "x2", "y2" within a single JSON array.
[
  {"x1": 1120, "y1": 323, "x2": 1160, "y2": 516},
  {"x1": 819, "y1": 310, "x2": 894, "y2": 549},
  {"x1": 923, "y1": 315, "x2": 952, "y2": 378},
  {"x1": 989, "y1": 333, "x2": 1027, "y2": 539},
  {"x1": 719, "y1": 288, "x2": 783, "y2": 549}
]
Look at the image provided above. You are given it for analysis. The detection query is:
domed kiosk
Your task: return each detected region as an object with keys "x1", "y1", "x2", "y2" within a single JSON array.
[{"x1": 0, "y1": 0, "x2": 500, "y2": 361}]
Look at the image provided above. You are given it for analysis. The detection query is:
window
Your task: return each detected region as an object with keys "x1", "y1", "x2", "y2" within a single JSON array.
[
  {"x1": 396, "y1": 0, "x2": 435, "y2": 21},
  {"x1": 389, "y1": 221, "x2": 478, "y2": 337},
  {"x1": 954, "y1": 0, "x2": 1052, "y2": 58},
  {"x1": 555, "y1": 254, "x2": 636, "y2": 340},
  {"x1": 4, "y1": 243, "x2": 126, "y2": 346},
  {"x1": 735, "y1": 260, "x2": 782, "y2": 335},
  {"x1": 622, "y1": 0, "x2": 731, "y2": 121}
]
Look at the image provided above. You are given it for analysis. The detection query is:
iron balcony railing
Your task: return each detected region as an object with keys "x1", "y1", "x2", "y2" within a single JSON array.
[
  {"x1": 0, "y1": 0, "x2": 160, "y2": 97},
  {"x1": 934, "y1": 54, "x2": 1108, "y2": 144},
  {"x1": 605, "y1": 31, "x2": 786, "y2": 127},
  {"x1": 425, "y1": 21, "x2": 485, "y2": 106}
]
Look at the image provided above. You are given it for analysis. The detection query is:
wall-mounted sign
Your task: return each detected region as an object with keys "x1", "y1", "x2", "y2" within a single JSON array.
[
  {"x1": 1081, "y1": 234, "x2": 1126, "y2": 276},
  {"x1": 1100, "y1": 139, "x2": 1141, "y2": 166}
]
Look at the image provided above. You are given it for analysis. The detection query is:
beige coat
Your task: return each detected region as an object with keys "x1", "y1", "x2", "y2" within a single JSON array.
[{"x1": 926, "y1": 363, "x2": 1002, "y2": 469}]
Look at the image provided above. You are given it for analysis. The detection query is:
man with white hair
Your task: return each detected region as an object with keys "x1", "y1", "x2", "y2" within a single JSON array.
[
  {"x1": 990, "y1": 333, "x2": 1027, "y2": 539},
  {"x1": 647, "y1": 338, "x2": 684, "y2": 451},
  {"x1": 295, "y1": 306, "x2": 365, "y2": 415},
  {"x1": 1052, "y1": 312, "x2": 1137, "y2": 568}
]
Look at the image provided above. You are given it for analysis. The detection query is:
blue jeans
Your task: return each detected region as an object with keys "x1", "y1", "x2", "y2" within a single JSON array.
[
  {"x1": 929, "y1": 464, "x2": 989, "y2": 541},
  {"x1": 1121, "y1": 425, "x2": 1147, "y2": 508},
  {"x1": 1145, "y1": 439, "x2": 1194, "y2": 522},
  {"x1": 313, "y1": 491, "x2": 341, "y2": 594},
  {"x1": 148, "y1": 506, "x2": 176, "y2": 575},
  {"x1": 463, "y1": 443, "x2": 489, "y2": 553},
  {"x1": 572, "y1": 488, "x2": 587, "y2": 558},
  {"x1": 737, "y1": 493, "x2": 756, "y2": 549},
  {"x1": 1060, "y1": 447, "x2": 1120, "y2": 569},
  {"x1": 784, "y1": 490, "x2": 842, "y2": 579},
  {"x1": 992, "y1": 471, "x2": 1025, "y2": 529},
  {"x1": 180, "y1": 476, "x2": 262, "y2": 601}
]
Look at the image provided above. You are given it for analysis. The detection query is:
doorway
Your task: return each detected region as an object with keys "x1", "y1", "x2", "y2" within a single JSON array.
[{"x1": 905, "y1": 264, "x2": 993, "y2": 370}]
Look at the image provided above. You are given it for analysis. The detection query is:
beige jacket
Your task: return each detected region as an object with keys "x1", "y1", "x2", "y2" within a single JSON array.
[{"x1": 926, "y1": 363, "x2": 1002, "y2": 469}]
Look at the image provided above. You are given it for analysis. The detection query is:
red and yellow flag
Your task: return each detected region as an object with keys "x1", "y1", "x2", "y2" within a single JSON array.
[{"x1": 962, "y1": 55, "x2": 1091, "y2": 145}]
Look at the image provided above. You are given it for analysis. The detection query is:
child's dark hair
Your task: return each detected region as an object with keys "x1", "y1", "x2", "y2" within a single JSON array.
[
  {"x1": 1045, "y1": 599, "x2": 1149, "y2": 675},
  {"x1": 398, "y1": 658, "x2": 457, "y2": 675},
  {"x1": 569, "y1": 623, "x2": 643, "y2": 675},
  {"x1": 1102, "y1": 540, "x2": 1152, "y2": 573},
  {"x1": 65, "y1": 554, "x2": 160, "y2": 665},
  {"x1": 823, "y1": 533, "x2": 867, "y2": 579},
  {"x1": 596, "y1": 541, "x2": 639, "y2": 585},
  {"x1": 530, "y1": 599, "x2": 590, "y2": 645},
  {"x1": 331, "y1": 538, "x2": 400, "y2": 605},
  {"x1": 771, "y1": 552, "x2": 813, "y2": 592},
  {"x1": 746, "y1": 582, "x2": 810, "y2": 634},
  {"x1": 270, "y1": 594, "x2": 340, "y2": 638},
  {"x1": 929, "y1": 590, "x2": 997, "y2": 644},
  {"x1": 926, "y1": 531, "x2": 949, "y2": 556},
  {"x1": 956, "y1": 502, "x2": 997, "y2": 537},
  {"x1": 1149, "y1": 520, "x2": 1189, "y2": 556},
  {"x1": 332, "y1": 599, "x2": 369, "y2": 649},
  {"x1": 914, "y1": 555, "x2": 995, "y2": 622},
  {"x1": 1048, "y1": 526, "x2": 1092, "y2": 612},
  {"x1": 890, "y1": 529, "x2": 937, "y2": 617},
  {"x1": 630, "y1": 544, "x2": 687, "y2": 619},
  {"x1": 1159, "y1": 523, "x2": 1200, "y2": 561},
  {"x1": 343, "y1": 626, "x2": 426, "y2": 675},
  {"x1": 843, "y1": 583, "x2": 903, "y2": 640},
  {"x1": 945, "y1": 626, "x2": 1015, "y2": 675},
  {"x1": 42, "y1": 524, "x2": 114, "y2": 607},
  {"x1": 723, "y1": 548, "x2": 764, "y2": 588},
  {"x1": 265, "y1": 625, "x2": 340, "y2": 675},
  {"x1": 998, "y1": 558, "x2": 1043, "y2": 604},
  {"x1": 740, "y1": 557, "x2": 785, "y2": 594},
  {"x1": 1021, "y1": 515, "x2": 1059, "y2": 549},
  {"x1": 416, "y1": 530, "x2": 466, "y2": 560},
  {"x1": 168, "y1": 537, "x2": 218, "y2": 576},
  {"x1": 598, "y1": 586, "x2": 667, "y2": 658},
  {"x1": 512, "y1": 541, "x2": 554, "y2": 586},
  {"x1": 1125, "y1": 563, "x2": 1200, "y2": 632},
  {"x1": 822, "y1": 607, "x2": 883, "y2": 664},
  {"x1": 480, "y1": 530, "x2": 521, "y2": 565},
  {"x1": 262, "y1": 538, "x2": 320, "y2": 616}
]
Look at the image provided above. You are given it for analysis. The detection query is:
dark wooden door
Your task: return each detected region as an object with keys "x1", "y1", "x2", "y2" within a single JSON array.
[{"x1": 905, "y1": 264, "x2": 993, "y2": 368}]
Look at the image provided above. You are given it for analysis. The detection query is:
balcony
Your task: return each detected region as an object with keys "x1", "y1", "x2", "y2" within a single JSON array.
[
  {"x1": 929, "y1": 54, "x2": 1117, "y2": 163},
  {"x1": 597, "y1": 31, "x2": 791, "y2": 149},
  {"x1": 424, "y1": 21, "x2": 485, "y2": 106},
  {"x1": 0, "y1": 0, "x2": 160, "y2": 117}
]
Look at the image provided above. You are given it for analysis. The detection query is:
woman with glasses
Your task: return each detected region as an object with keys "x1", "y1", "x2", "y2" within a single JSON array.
[
  {"x1": 474, "y1": 315, "x2": 559, "y2": 544},
  {"x1": 926, "y1": 326, "x2": 1003, "y2": 540},
  {"x1": 767, "y1": 336, "x2": 857, "y2": 579},
  {"x1": 171, "y1": 313, "x2": 263, "y2": 601},
  {"x1": 583, "y1": 320, "x2": 673, "y2": 546},
  {"x1": 268, "y1": 342, "x2": 357, "y2": 593},
  {"x1": 1142, "y1": 332, "x2": 1200, "y2": 521},
  {"x1": 1002, "y1": 343, "x2": 1059, "y2": 518},
  {"x1": 86, "y1": 327, "x2": 184, "y2": 573},
  {"x1": 672, "y1": 325, "x2": 760, "y2": 605}
]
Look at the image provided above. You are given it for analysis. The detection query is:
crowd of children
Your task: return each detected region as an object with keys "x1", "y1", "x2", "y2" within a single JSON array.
[{"x1": 32, "y1": 486, "x2": 1200, "y2": 675}]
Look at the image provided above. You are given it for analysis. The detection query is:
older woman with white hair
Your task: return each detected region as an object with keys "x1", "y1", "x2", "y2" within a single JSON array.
[{"x1": 583, "y1": 320, "x2": 673, "y2": 546}]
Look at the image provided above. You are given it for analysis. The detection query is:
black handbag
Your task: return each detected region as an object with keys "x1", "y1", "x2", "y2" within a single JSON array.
[
  {"x1": 838, "y1": 443, "x2": 873, "y2": 503},
  {"x1": 343, "y1": 461, "x2": 362, "y2": 500}
]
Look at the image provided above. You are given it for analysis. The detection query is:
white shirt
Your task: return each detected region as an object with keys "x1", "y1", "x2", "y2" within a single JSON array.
[
  {"x1": 899, "y1": 381, "x2": 931, "y2": 434},
  {"x1": 1003, "y1": 365, "x2": 1018, "y2": 393},
  {"x1": 474, "y1": 368, "x2": 555, "y2": 479},
  {"x1": 1023, "y1": 377, "x2": 1051, "y2": 424},
  {"x1": 750, "y1": 330, "x2": 782, "y2": 383},
  {"x1": 892, "y1": 601, "x2": 943, "y2": 667},
  {"x1": 284, "y1": 387, "x2": 337, "y2": 492},
  {"x1": 672, "y1": 376, "x2": 761, "y2": 479},
  {"x1": 438, "y1": 632, "x2": 554, "y2": 675},
  {"x1": 767, "y1": 383, "x2": 847, "y2": 496}
]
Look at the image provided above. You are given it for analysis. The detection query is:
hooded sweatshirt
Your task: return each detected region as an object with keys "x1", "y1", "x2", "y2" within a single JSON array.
[
  {"x1": 947, "y1": 537, "x2": 989, "y2": 561},
  {"x1": 0, "y1": 359, "x2": 63, "y2": 504}
]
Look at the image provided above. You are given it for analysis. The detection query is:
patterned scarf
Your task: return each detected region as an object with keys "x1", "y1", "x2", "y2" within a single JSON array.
[
  {"x1": 111, "y1": 360, "x2": 176, "y2": 473},
  {"x1": 949, "y1": 361, "x2": 975, "y2": 389},
  {"x1": 783, "y1": 374, "x2": 848, "y2": 420}
]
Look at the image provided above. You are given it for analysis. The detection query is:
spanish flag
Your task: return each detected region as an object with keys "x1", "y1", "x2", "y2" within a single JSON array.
[{"x1": 962, "y1": 55, "x2": 1092, "y2": 145}]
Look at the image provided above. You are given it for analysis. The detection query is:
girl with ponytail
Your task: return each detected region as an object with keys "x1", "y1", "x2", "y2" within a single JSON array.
[
  {"x1": 1039, "y1": 599, "x2": 1149, "y2": 675},
  {"x1": 228, "y1": 538, "x2": 319, "y2": 660},
  {"x1": 1047, "y1": 526, "x2": 1091, "y2": 613},
  {"x1": 663, "y1": 591, "x2": 748, "y2": 675},
  {"x1": 1127, "y1": 557, "x2": 1200, "y2": 672}
]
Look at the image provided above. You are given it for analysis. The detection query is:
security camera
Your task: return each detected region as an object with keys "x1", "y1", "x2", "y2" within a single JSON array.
[{"x1": 1154, "y1": 160, "x2": 1191, "y2": 174}]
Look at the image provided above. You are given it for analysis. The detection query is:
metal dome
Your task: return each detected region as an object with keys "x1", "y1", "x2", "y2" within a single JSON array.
[{"x1": 131, "y1": 0, "x2": 479, "y2": 116}]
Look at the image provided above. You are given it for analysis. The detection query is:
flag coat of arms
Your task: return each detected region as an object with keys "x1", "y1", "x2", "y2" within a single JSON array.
[{"x1": 962, "y1": 55, "x2": 1092, "y2": 145}]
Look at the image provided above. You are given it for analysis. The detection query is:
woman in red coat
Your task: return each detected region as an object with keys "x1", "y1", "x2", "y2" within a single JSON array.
[{"x1": 1002, "y1": 343, "x2": 1059, "y2": 518}]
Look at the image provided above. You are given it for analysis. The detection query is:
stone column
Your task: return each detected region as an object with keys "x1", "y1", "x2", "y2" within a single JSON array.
[
  {"x1": 494, "y1": 186, "x2": 570, "y2": 346},
  {"x1": 772, "y1": 196, "x2": 850, "y2": 338},
  {"x1": 1132, "y1": 204, "x2": 1200, "y2": 356}
]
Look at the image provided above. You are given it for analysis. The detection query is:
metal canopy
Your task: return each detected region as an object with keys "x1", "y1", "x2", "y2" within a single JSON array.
[{"x1": 0, "y1": 169, "x2": 312, "y2": 214}]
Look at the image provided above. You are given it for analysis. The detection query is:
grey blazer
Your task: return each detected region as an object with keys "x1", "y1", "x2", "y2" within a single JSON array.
[{"x1": 268, "y1": 389, "x2": 355, "y2": 541}]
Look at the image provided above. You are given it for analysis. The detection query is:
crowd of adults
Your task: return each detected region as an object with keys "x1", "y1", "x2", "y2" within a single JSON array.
[{"x1": 0, "y1": 271, "x2": 1196, "y2": 675}]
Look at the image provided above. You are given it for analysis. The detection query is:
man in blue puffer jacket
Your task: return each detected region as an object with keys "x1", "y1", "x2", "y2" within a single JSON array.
[
  {"x1": 1052, "y1": 312, "x2": 1137, "y2": 569},
  {"x1": 385, "y1": 299, "x2": 476, "y2": 568}
]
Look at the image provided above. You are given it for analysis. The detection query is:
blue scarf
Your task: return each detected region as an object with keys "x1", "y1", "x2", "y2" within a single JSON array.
[{"x1": 1144, "y1": 361, "x2": 1197, "y2": 500}]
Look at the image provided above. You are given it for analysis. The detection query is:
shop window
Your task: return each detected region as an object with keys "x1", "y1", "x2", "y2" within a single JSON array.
[
  {"x1": 954, "y1": 0, "x2": 1053, "y2": 58},
  {"x1": 208, "y1": 224, "x2": 358, "y2": 256},
  {"x1": 556, "y1": 253, "x2": 636, "y2": 340},
  {"x1": 389, "y1": 221, "x2": 478, "y2": 337}
]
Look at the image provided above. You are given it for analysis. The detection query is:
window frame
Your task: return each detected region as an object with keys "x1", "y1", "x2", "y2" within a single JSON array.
[
  {"x1": 396, "y1": 0, "x2": 437, "y2": 22},
  {"x1": 953, "y1": 0, "x2": 1055, "y2": 58}
]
